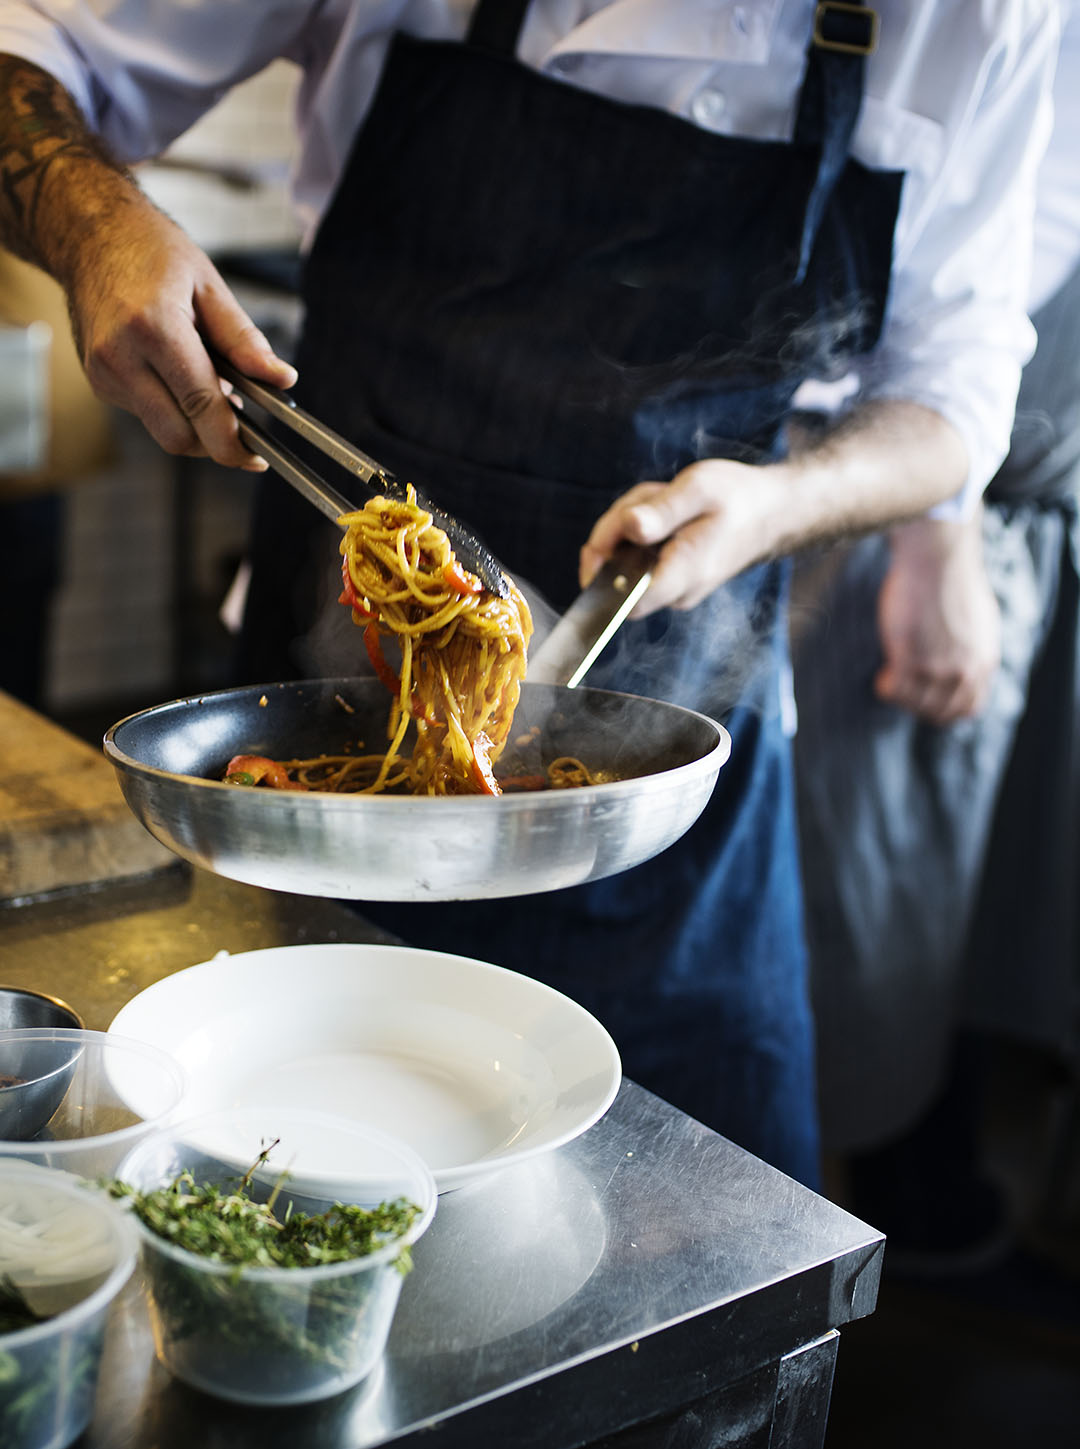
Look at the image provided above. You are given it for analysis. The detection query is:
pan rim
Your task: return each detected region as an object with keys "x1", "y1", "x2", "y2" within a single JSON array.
[{"x1": 103, "y1": 678, "x2": 731, "y2": 806}]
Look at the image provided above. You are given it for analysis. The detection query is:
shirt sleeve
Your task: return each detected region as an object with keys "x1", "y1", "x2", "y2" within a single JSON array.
[
  {"x1": 858, "y1": 4, "x2": 1059, "y2": 516},
  {"x1": 0, "y1": 1, "x2": 323, "y2": 162}
]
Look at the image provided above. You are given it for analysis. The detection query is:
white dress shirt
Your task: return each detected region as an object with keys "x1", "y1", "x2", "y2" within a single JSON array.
[
  {"x1": 0, "y1": 0, "x2": 1061, "y2": 505},
  {"x1": 1031, "y1": 1, "x2": 1080, "y2": 312}
]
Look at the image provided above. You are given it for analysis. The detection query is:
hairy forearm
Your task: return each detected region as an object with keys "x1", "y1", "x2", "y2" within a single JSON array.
[
  {"x1": 0, "y1": 54, "x2": 143, "y2": 286},
  {"x1": 581, "y1": 398, "x2": 972, "y2": 608},
  {"x1": 774, "y1": 399, "x2": 970, "y2": 554},
  {"x1": 0, "y1": 54, "x2": 295, "y2": 470}
]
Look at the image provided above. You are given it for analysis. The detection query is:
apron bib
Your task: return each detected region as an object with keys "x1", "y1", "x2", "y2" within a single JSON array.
[{"x1": 240, "y1": 0, "x2": 902, "y2": 1186}]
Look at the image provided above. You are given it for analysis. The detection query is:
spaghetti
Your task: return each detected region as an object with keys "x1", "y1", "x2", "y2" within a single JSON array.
[{"x1": 227, "y1": 488, "x2": 534, "y2": 796}]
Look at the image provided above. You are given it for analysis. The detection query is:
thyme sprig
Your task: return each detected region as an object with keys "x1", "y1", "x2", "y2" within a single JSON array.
[{"x1": 106, "y1": 1140, "x2": 421, "y2": 1275}]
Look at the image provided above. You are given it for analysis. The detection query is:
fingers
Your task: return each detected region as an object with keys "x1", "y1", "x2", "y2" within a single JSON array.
[
  {"x1": 121, "y1": 363, "x2": 213, "y2": 460},
  {"x1": 579, "y1": 470, "x2": 721, "y2": 608},
  {"x1": 197, "y1": 278, "x2": 298, "y2": 390},
  {"x1": 148, "y1": 275, "x2": 298, "y2": 469},
  {"x1": 580, "y1": 482, "x2": 669, "y2": 587},
  {"x1": 102, "y1": 317, "x2": 270, "y2": 471},
  {"x1": 873, "y1": 517, "x2": 1002, "y2": 727},
  {"x1": 638, "y1": 519, "x2": 722, "y2": 615},
  {"x1": 78, "y1": 231, "x2": 297, "y2": 469},
  {"x1": 873, "y1": 661, "x2": 989, "y2": 725},
  {"x1": 581, "y1": 462, "x2": 764, "y2": 616}
]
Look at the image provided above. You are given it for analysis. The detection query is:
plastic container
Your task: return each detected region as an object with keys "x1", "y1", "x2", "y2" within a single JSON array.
[
  {"x1": 115, "y1": 1106, "x2": 437, "y2": 1406},
  {"x1": 0, "y1": 1162, "x2": 136, "y2": 1449},
  {"x1": 0, "y1": 1029, "x2": 187, "y2": 1179}
]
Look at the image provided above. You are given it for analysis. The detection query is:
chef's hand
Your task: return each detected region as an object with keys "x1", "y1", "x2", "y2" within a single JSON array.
[
  {"x1": 66, "y1": 197, "x2": 296, "y2": 470},
  {"x1": 874, "y1": 511, "x2": 1001, "y2": 725},
  {"x1": 0, "y1": 55, "x2": 288, "y2": 467},
  {"x1": 579, "y1": 457, "x2": 786, "y2": 616},
  {"x1": 580, "y1": 400, "x2": 971, "y2": 620}
]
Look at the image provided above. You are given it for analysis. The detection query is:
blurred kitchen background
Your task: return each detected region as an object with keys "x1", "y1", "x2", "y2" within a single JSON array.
[{"x1": 1, "y1": 57, "x2": 1077, "y2": 1449}]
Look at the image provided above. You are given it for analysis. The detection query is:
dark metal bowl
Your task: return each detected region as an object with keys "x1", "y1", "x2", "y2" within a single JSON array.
[{"x1": 0, "y1": 989, "x2": 85, "y2": 1141}]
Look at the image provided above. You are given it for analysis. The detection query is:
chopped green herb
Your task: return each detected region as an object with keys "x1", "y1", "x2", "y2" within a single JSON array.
[
  {"x1": 106, "y1": 1141, "x2": 420, "y2": 1275},
  {"x1": 0, "y1": 1277, "x2": 101, "y2": 1441},
  {"x1": 105, "y1": 1141, "x2": 424, "y2": 1390}
]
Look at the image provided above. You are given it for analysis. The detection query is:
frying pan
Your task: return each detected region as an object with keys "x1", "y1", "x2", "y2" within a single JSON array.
[{"x1": 104, "y1": 678, "x2": 729, "y2": 901}]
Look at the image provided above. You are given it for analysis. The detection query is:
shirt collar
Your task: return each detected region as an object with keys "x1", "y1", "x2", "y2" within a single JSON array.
[{"x1": 541, "y1": 0, "x2": 785, "y2": 67}]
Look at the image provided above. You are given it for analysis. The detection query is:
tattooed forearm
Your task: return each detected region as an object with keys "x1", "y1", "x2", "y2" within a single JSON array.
[{"x1": 0, "y1": 54, "x2": 137, "y2": 280}]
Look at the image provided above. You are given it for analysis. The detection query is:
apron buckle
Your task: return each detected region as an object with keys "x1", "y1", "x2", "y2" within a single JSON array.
[{"x1": 812, "y1": 3, "x2": 878, "y2": 56}]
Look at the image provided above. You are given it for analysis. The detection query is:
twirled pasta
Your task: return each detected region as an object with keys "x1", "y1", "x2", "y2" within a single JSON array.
[
  {"x1": 225, "y1": 488, "x2": 535, "y2": 796},
  {"x1": 334, "y1": 487, "x2": 533, "y2": 794}
]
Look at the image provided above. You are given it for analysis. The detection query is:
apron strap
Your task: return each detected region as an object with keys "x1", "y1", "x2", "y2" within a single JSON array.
[
  {"x1": 793, "y1": 3, "x2": 879, "y2": 282},
  {"x1": 464, "y1": 0, "x2": 876, "y2": 284},
  {"x1": 466, "y1": 0, "x2": 532, "y2": 53}
]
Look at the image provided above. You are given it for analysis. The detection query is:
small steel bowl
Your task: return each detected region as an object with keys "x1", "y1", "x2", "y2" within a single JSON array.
[{"x1": 0, "y1": 987, "x2": 85, "y2": 1140}]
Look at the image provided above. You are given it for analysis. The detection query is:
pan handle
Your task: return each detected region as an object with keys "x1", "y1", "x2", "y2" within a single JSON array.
[{"x1": 528, "y1": 546, "x2": 654, "y2": 688}]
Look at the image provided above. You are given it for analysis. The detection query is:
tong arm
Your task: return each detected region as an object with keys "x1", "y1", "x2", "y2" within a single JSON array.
[
  {"x1": 232, "y1": 411, "x2": 356, "y2": 524},
  {"x1": 213, "y1": 349, "x2": 400, "y2": 496},
  {"x1": 212, "y1": 348, "x2": 509, "y2": 597}
]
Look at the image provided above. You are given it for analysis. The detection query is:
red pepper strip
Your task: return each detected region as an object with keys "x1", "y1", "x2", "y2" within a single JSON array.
[
  {"x1": 364, "y1": 623, "x2": 401, "y2": 695},
  {"x1": 338, "y1": 558, "x2": 373, "y2": 617},
  {"x1": 223, "y1": 755, "x2": 307, "y2": 791},
  {"x1": 443, "y1": 559, "x2": 483, "y2": 595},
  {"x1": 470, "y1": 733, "x2": 500, "y2": 795},
  {"x1": 496, "y1": 774, "x2": 548, "y2": 793}
]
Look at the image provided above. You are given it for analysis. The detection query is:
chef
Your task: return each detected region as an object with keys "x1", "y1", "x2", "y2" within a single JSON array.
[{"x1": 0, "y1": 1, "x2": 1058, "y2": 1188}]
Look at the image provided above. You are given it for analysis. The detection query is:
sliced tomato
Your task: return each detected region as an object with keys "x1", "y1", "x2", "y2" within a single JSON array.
[
  {"x1": 364, "y1": 623, "x2": 401, "y2": 695},
  {"x1": 443, "y1": 558, "x2": 483, "y2": 595},
  {"x1": 496, "y1": 774, "x2": 548, "y2": 792},
  {"x1": 470, "y1": 732, "x2": 500, "y2": 796},
  {"x1": 338, "y1": 558, "x2": 373, "y2": 617},
  {"x1": 223, "y1": 755, "x2": 306, "y2": 791}
]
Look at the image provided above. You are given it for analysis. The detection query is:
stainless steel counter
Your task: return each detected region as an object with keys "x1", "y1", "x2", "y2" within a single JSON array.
[{"x1": 0, "y1": 865, "x2": 884, "y2": 1449}]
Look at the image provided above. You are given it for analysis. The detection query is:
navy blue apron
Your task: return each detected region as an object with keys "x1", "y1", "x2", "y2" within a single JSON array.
[{"x1": 240, "y1": 0, "x2": 902, "y2": 1188}]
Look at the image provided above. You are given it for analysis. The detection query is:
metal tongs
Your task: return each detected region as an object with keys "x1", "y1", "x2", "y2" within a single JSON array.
[{"x1": 212, "y1": 351, "x2": 509, "y2": 598}]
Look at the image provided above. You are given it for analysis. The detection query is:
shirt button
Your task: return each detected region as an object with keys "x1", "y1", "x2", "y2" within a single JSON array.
[{"x1": 690, "y1": 87, "x2": 727, "y2": 130}]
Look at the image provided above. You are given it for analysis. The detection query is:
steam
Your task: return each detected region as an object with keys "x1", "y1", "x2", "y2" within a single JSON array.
[
  {"x1": 521, "y1": 566, "x2": 782, "y2": 724},
  {"x1": 531, "y1": 292, "x2": 881, "y2": 723},
  {"x1": 294, "y1": 285, "x2": 878, "y2": 732}
]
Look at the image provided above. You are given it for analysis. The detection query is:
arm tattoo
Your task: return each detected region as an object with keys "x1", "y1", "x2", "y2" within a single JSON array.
[{"x1": 0, "y1": 55, "x2": 133, "y2": 271}]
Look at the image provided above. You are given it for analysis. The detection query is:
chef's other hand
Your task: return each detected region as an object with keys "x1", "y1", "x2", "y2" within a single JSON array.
[
  {"x1": 69, "y1": 197, "x2": 296, "y2": 471},
  {"x1": 874, "y1": 512, "x2": 1001, "y2": 725},
  {"x1": 580, "y1": 457, "x2": 784, "y2": 616}
]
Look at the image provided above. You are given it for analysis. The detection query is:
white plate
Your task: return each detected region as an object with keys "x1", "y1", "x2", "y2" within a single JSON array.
[{"x1": 108, "y1": 943, "x2": 621, "y2": 1191}]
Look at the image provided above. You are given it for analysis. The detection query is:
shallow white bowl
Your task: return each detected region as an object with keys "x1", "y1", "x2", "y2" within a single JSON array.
[{"x1": 108, "y1": 943, "x2": 621, "y2": 1191}]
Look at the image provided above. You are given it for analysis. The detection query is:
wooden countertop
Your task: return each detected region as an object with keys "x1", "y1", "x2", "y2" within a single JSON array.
[{"x1": 0, "y1": 689, "x2": 173, "y2": 903}]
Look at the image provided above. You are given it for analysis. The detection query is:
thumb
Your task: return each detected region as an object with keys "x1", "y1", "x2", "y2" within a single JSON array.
[
  {"x1": 580, "y1": 480, "x2": 669, "y2": 586},
  {"x1": 197, "y1": 279, "x2": 298, "y2": 389}
]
